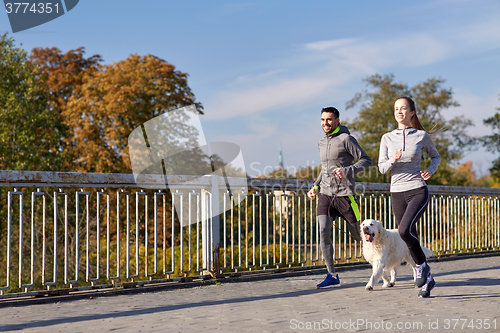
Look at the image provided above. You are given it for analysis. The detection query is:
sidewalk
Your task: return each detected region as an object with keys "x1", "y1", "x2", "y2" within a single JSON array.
[{"x1": 0, "y1": 255, "x2": 499, "y2": 332}]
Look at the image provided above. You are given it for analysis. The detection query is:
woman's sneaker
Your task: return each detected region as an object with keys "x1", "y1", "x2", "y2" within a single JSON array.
[
  {"x1": 316, "y1": 273, "x2": 341, "y2": 289},
  {"x1": 415, "y1": 262, "x2": 431, "y2": 288},
  {"x1": 418, "y1": 274, "x2": 435, "y2": 298}
]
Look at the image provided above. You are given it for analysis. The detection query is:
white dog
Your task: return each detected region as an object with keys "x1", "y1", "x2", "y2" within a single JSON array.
[{"x1": 360, "y1": 219, "x2": 434, "y2": 291}]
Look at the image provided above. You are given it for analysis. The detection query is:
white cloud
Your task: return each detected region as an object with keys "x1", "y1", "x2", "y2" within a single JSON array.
[
  {"x1": 305, "y1": 34, "x2": 450, "y2": 68},
  {"x1": 204, "y1": 33, "x2": 455, "y2": 121},
  {"x1": 449, "y1": 16, "x2": 500, "y2": 49},
  {"x1": 202, "y1": 11, "x2": 500, "y2": 173},
  {"x1": 205, "y1": 10, "x2": 500, "y2": 122},
  {"x1": 304, "y1": 38, "x2": 357, "y2": 51},
  {"x1": 235, "y1": 69, "x2": 288, "y2": 83},
  {"x1": 204, "y1": 77, "x2": 335, "y2": 120}
]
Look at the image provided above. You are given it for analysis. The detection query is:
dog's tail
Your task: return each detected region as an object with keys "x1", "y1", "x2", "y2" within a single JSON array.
[{"x1": 422, "y1": 246, "x2": 435, "y2": 259}]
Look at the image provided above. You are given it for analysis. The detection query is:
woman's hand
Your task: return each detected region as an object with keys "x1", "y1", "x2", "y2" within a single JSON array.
[
  {"x1": 307, "y1": 188, "x2": 316, "y2": 199},
  {"x1": 420, "y1": 170, "x2": 432, "y2": 180},
  {"x1": 393, "y1": 149, "x2": 402, "y2": 161}
]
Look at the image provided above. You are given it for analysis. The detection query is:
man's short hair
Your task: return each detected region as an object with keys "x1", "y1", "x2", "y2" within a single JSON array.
[{"x1": 321, "y1": 107, "x2": 340, "y2": 118}]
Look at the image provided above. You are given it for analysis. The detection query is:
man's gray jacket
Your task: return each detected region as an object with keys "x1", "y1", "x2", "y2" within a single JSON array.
[{"x1": 313, "y1": 125, "x2": 372, "y2": 197}]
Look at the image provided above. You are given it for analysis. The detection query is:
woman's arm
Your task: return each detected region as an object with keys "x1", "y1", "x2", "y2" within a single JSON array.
[
  {"x1": 422, "y1": 132, "x2": 441, "y2": 175},
  {"x1": 378, "y1": 135, "x2": 396, "y2": 174}
]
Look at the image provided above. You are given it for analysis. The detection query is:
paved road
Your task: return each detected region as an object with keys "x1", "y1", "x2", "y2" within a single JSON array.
[{"x1": 1, "y1": 255, "x2": 499, "y2": 332}]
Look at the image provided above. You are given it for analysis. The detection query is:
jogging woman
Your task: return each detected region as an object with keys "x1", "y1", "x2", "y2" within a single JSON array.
[{"x1": 378, "y1": 97, "x2": 441, "y2": 298}]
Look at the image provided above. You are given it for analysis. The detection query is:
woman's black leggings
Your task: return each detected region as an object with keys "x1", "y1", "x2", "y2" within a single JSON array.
[{"x1": 391, "y1": 186, "x2": 429, "y2": 265}]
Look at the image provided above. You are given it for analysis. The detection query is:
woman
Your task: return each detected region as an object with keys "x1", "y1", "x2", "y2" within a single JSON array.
[{"x1": 378, "y1": 96, "x2": 441, "y2": 298}]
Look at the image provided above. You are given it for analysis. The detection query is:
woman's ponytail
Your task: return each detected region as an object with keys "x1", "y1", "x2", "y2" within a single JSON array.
[{"x1": 396, "y1": 96, "x2": 426, "y2": 132}]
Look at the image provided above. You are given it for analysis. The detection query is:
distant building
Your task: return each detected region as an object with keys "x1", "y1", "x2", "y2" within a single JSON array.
[{"x1": 279, "y1": 144, "x2": 284, "y2": 170}]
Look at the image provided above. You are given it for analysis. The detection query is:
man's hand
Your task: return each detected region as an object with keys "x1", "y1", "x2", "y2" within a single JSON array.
[
  {"x1": 307, "y1": 188, "x2": 316, "y2": 199},
  {"x1": 333, "y1": 167, "x2": 345, "y2": 179},
  {"x1": 420, "y1": 170, "x2": 432, "y2": 180},
  {"x1": 393, "y1": 149, "x2": 402, "y2": 161}
]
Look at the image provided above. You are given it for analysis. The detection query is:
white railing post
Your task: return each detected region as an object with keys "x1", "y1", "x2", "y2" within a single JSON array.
[
  {"x1": 202, "y1": 175, "x2": 220, "y2": 275},
  {"x1": 211, "y1": 175, "x2": 221, "y2": 276},
  {"x1": 201, "y1": 187, "x2": 209, "y2": 273}
]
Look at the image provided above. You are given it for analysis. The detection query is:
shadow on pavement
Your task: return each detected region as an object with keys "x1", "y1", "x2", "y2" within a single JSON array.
[
  {"x1": 0, "y1": 283, "x2": 363, "y2": 331},
  {"x1": 435, "y1": 277, "x2": 500, "y2": 287},
  {"x1": 1, "y1": 259, "x2": 498, "y2": 331}
]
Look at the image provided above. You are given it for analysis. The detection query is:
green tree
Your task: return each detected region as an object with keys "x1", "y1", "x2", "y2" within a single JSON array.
[
  {"x1": 0, "y1": 34, "x2": 65, "y2": 281},
  {"x1": 481, "y1": 103, "x2": 500, "y2": 181},
  {"x1": 0, "y1": 33, "x2": 62, "y2": 170},
  {"x1": 345, "y1": 73, "x2": 473, "y2": 184}
]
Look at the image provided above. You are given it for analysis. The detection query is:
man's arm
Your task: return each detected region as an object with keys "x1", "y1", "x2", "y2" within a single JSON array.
[
  {"x1": 312, "y1": 141, "x2": 323, "y2": 189},
  {"x1": 342, "y1": 135, "x2": 372, "y2": 176}
]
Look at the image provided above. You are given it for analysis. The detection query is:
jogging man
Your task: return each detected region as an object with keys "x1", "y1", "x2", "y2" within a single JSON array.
[{"x1": 308, "y1": 107, "x2": 372, "y2": 288}]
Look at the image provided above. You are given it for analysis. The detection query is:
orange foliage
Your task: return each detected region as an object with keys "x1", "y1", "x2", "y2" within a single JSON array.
[{"x1": 30, "y1": 48, "x2": 203, "y2": 173}]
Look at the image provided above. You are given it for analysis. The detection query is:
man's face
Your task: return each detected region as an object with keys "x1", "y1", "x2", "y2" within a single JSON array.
[{"x1": 321, "y1": 112, "x2": 340, "y2": 134}]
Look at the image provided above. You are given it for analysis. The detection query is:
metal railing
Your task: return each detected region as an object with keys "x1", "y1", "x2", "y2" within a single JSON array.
[{"x1": 0, "y1": 170, "x2": 499, "y2": 298}]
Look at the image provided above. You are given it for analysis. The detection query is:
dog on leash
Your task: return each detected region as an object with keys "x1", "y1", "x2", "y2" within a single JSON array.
[{"x1": 360, "y1": 219, "x2": 434, "y2": 291}]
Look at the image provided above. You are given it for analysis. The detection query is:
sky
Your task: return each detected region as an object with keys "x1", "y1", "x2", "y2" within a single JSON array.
[{"x1": 2, "y1": 0, "x2": 500, "y2": 177}]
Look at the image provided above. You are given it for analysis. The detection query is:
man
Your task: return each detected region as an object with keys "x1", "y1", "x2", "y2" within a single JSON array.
[{"x1": 308, "y1": 107, "x2": 372, "y2": 288}]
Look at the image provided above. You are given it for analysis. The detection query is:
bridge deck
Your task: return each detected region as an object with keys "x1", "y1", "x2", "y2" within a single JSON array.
[{"x1": 0, "y1": 255, "x2": 499, "y2": 332}]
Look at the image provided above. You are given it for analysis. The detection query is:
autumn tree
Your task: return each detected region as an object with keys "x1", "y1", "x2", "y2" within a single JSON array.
[
  {"x1": 439, "y1": 161, "x2": 497, "y2": 187},
  {"x1": 31, "y1": 51, "x2": 203, "y2": 173},
  {"x1": 30, "y1": 47, "x2": 102, "y2": 171},
  {"x1": 30, "y1": 47, "x2": 102, "y2": 112},
  {"x1": 481, "y1": 103, "x2": 500, "y2": 181},
  {"x1": 0, "y1": 33, "x2": 62, "y2": 170},
  {"x1": 345, "y1": 73, "x2": 474, "y2": 184}
]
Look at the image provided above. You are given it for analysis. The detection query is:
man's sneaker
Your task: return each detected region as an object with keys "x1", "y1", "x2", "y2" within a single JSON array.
[
  {"x1": 418, "y1": 274, "x2": 435, "y2": 298},
  {"x1": 316, "y1": 273, "x2": 341, "y2": 289},
  {"x1": 415, "y1": 262, "x2": 431, "y2": 288}
]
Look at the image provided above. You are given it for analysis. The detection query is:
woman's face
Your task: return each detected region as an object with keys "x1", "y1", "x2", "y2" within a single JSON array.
[{"x1": 394, "y1": 99, "x2": 414, "y2": 128}]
